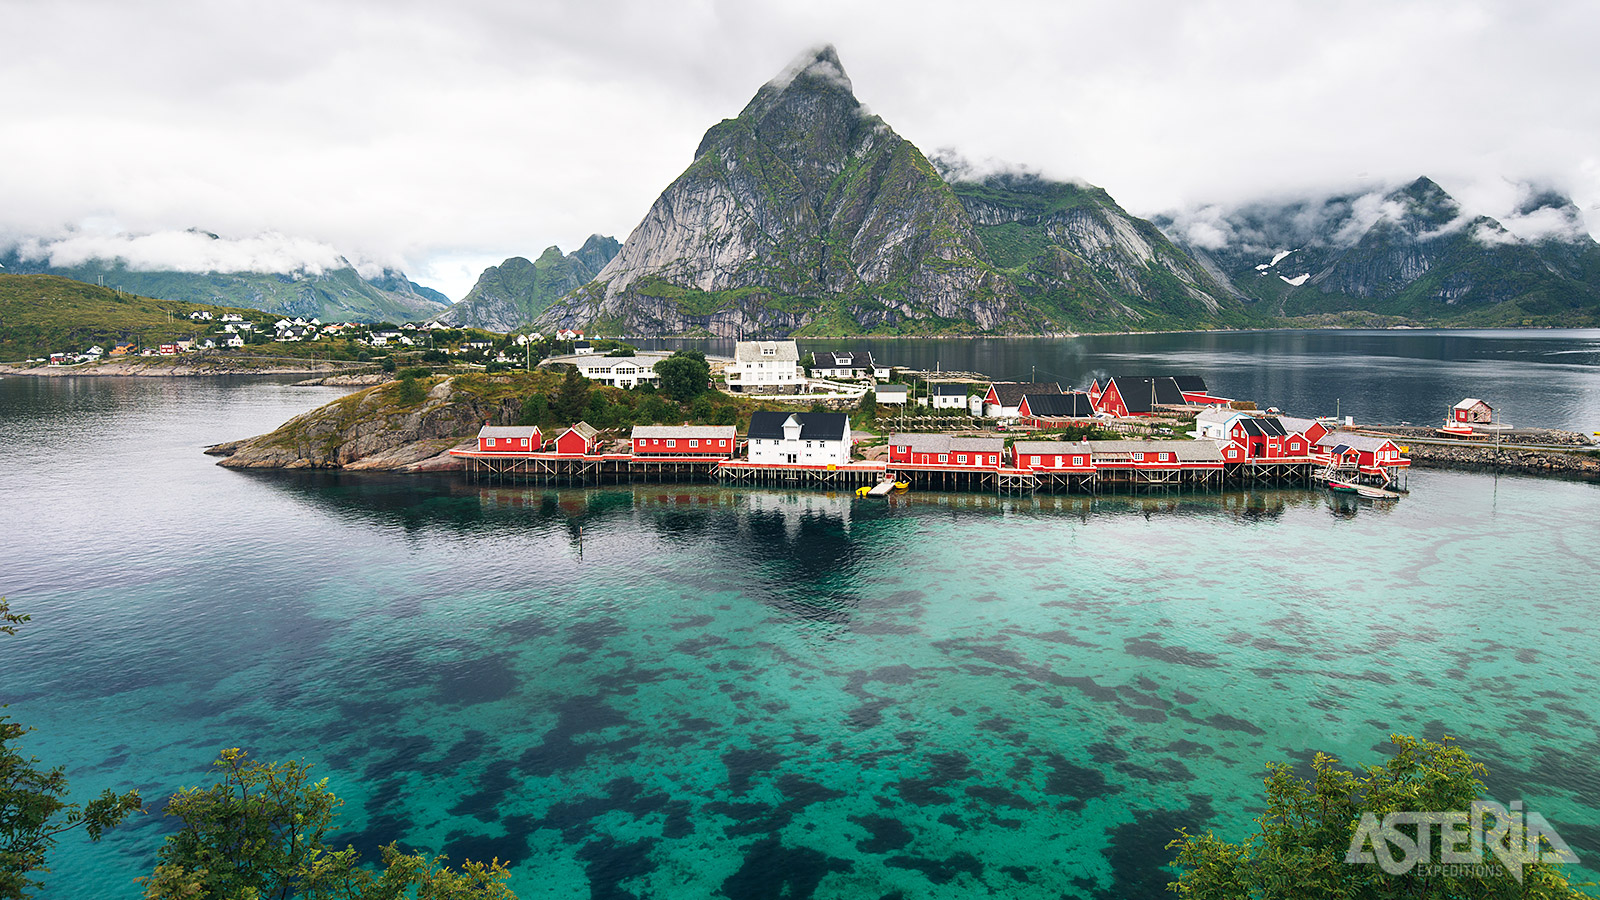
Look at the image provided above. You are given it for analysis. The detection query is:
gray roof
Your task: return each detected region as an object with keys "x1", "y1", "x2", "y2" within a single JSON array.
[
  {"x1": 631, "y1": 425, "x2": 737, "y2": 440},
  {"x1": 1085, "y1": 439, "x2": 1224, "y2": 462},
  {"x1": 562, "y1": 421, "x2": 600, "y2": 441},
  {"x1": 887, "y1": 434, "x2": 1004, "y2": 454},
  {"x1": 1195, "y1": 407, "x2": 1246, "y2": 426},
  {"x1": 988, "y1": 382, "x2": 1062, "y2": 408},
  {"x1": 1276, "y1": 416, "x2": 1321, "y2": 435},
  {"x1": 1316, "y1": 433, "x2": 1394, "y2": 452},
  {"x1": 874, "y1": 383, "x2": 909, "y2": 395},
  {"x1": 1011, "y1": 440, "x2": 1092, "y2": 456},
  {"x1": 733, "y1": 340, "x2": 800, "y2": 363},
  {"x1": 478, "y1": 425, "x2": 541, "y2": 438}
]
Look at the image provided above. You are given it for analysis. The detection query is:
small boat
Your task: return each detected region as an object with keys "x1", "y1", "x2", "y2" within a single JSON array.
[
  {"x1": 1327, "y1": 480, "x2": 1360, "y2": 494},
  {"x1": 855, "y1": 485, "x2": 872, "y2": 498},
  {"x1": 893, "y1": 481, "x2": 909, "y2": 492},
  {"x1": 1355, "y1": 484, "x2": 1401, "y2": 501}
]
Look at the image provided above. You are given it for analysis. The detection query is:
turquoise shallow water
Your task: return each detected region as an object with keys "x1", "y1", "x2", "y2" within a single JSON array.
[{"x1": 2, "y1": 374, "x2": 1600, "y2": 898}]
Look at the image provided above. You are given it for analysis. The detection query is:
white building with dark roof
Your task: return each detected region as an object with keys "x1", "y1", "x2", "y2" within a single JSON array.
[{"x1": 746, "y1": 411, "x2": 849, "y2": 465}]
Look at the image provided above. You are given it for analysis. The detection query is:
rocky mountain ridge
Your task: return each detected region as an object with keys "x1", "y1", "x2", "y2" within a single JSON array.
[{"x1": 436, "y1": 235, "x2": 620, "y2": 331}]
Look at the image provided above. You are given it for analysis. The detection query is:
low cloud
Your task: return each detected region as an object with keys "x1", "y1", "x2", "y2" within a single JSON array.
[{"x1": 10, "y1": 225, "x2": 385, "y2": 278}]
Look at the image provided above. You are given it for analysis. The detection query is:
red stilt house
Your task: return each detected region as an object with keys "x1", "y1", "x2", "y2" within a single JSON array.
[
  {"x1": 477, "y1": 425, "x2": 542, "y2": 453},
  {"x1": 1010, "y1": 441, "x2": 1094, "y2": 472},
  {"x1": 631, "y1": 425, "x2": 737, "y2": 457},
  {"x1": 886, "y1": 434, "x2": 1004, "y2": 468},
  {"x1": 554, "y1": 421, "x2": 600, "y2": 456},
  {"x1": 1094, "y1": 376, "x2": 1185, "y2": 417}
]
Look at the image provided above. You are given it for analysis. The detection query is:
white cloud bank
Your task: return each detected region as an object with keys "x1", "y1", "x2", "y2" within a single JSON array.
[
  {"x1": 11, "y1": 226, "x2": 383, "y2": 278},
  {"x1": 1, "y1": 0, "x2": 1598, "y2": 300}
]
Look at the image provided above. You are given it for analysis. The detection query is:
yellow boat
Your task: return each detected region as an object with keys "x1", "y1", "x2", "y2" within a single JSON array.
[
  {"x1": 855, "y1": 485, "x2": 872, "y2": 498},
  {"x1": 893, "y1": 481, "x2": 909, "y2": 492}
]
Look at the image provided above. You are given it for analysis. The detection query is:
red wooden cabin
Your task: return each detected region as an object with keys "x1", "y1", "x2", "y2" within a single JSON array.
[
  {"x1": 554, "y1": 421, "x2": 600, "y2": 456},
  {"x1": 476, "y1": 425, "x2": 542, "y2": 453},
  {"x1": 886, "y1": 434, "x2": 1004, "y2": 468},
  {"x1": 1010, "y1": 441, "x2": 1094, "y2": 472}
]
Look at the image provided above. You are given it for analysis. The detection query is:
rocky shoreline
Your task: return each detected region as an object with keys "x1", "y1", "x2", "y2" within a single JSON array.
[{"x1": 1398, "y1": 442, "x2": 1600, "y2": 478}]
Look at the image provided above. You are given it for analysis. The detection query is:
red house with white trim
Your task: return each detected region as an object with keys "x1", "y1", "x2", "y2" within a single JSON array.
[
  {"x1": 886, "y1": 434, "x2": 1004, "y2": 468},
  {"x1": 981, "y1": 382, "x2": 1061, "y2": 418},
  {"x1": 1094, "y1": 376, "x2": 1186, "y2": 417},
  {"x1": 554, "y1": 421, "x2": 601, "y2": 456},
  {"x1": 1452, "y1": 398, "x2": 1493, "y2": 424},
  {"x1": 477, "y1": 425, "x2": 542, "y2": 453},
  {"x1": 1314, "y1": 433, "x2": 1410, "y2": 473},
  {"x1": 631, "y1": 425, "x2": 737, "y2": 457}
]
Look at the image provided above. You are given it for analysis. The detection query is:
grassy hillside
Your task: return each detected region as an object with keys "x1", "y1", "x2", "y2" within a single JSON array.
[{"x1": 0, "y1": 273, "x2": 276, "y2": 359}]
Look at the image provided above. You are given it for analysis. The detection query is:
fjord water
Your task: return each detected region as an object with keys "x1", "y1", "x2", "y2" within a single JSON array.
[
  {"x1": 0, "y1": 336, "x2": 1597, "y2": 898},
  {"x1": 642, "y1": 328, "x2": 1600, "y2": 431}
]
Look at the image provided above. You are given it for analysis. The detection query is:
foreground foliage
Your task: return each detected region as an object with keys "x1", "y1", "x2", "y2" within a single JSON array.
[
  {"x1": 144, "y1": 748, "x2": 514, "y2": 900},
  {"x1": 1168, "y1": 734, "x2": 1589, "y2": 899}
]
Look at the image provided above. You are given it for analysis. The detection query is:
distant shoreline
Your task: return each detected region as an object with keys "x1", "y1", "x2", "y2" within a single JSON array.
[{"x1": 0, "y1": 355, "x2": 369, "y2": 378}]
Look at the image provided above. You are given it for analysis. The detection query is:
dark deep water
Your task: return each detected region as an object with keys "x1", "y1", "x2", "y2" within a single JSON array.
[
  {"x1": 636, "y1": 329, "x2": 1600, "y2": 432},
  {"x1": 3, "y1": 331, "x2": 1600, "y2": 898}
]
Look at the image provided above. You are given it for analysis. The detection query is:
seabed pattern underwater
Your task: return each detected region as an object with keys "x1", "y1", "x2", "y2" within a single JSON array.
[{"x1": 11, "y1": 473, "x2": 1600, "y2": 899}]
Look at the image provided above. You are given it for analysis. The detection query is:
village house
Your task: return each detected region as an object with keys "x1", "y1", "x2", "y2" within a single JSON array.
[
  {"x1": 728, "y1": 341, "x2": 802, "y2": 394},
  {"x1": 1171, "y1": 375, "x2": 1232, "y2": 405},
  {"x1": 1193, "y1": 406, "x2": 1251, "y2": 441},
  {"x1": 885, "y1": 434, "x2": 1004, "y2": 468},
  {"x1": 110, "y1": 342, "x2": 135, "y2": 356},
  {"x1": 631, "y1": 425, "x2": 737, "y2": 457},
  {"x1": 981, "y1": 382, "x2": 1062, "y2": 418},
  {"x1": 573, "y1": 341, "x2": 594, "y2": 355},
  {"x1": 1016, "y1": 392, "x2": 1096, "y2": 423},
  {"x1": 811, "y1": 351, "x2": 876, "y2": 380},
  {"x1": 1085, "y1": 439, "x2": 1227, "y2": 473},
  {"x1": 928, "y1": 384, "x2": 969, "y2": 410},
  {"x1": 476, "y1": 425, "x2": 542, "y2": 453},
  {"x1": 552, "y1": 351, "x2": 670, "y2": 388},
  {"x1": 1093, "y1": 376, "x2": 1186, "y2": 417},
  {"x1": 1315, "y1": 433, "x2": 1409, "y2": 474},
  {"x1": 554, "y1": 421, "x2": 601, "y2": 456},
  {"x1": 746, "y1": 411, "x2": 850, "y2": 465}
]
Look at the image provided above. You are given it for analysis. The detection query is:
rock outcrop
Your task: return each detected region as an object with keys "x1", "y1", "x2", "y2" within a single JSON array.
[{"x1": 210, "y1": 375, "x2": 521, "y2": 471}]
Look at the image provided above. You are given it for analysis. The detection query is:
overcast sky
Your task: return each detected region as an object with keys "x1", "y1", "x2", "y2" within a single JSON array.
[{"x1": 4, "y1": 0, "x2": 1598, "y2": 299}]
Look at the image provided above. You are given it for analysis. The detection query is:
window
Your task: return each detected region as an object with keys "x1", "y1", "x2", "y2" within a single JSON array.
[
  {"x1": 989, "y1": 455, "x2": 996, "y2": 465},
  {"x1": 957, "y1": 454, "x2": 967, "y2": 464},
  {"x1": 521, "y1": 439, "x2": 528, "y2": 447},
  {"x1": 486, "y1": 438, "x2": 495, "y2": 447},
  {"x1": 1073, "y1": 456, "x2": 1083, "y2": 466},
  {"x1": 667, "y1": 439, "x2": 676, "y2": 448},
  {"x1": 1133, "y1": 452, "x2": 1143, "y2": 461},
  {"x1": 690, "y1": 440, "x2": 698, "y2": 448},
  {"x1": 938, "y1": 454, "x2": 948, "y2": 463}
]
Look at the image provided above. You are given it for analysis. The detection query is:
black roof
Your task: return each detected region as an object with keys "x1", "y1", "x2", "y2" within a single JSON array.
[
  {"x1": 818, "y1": 351, "x2": 874, "y2": 368},
  {"x1": 1171, "y1": 375, "x2": 1208, "y2": 394},
  {"x1": 989, "y1": 381, "x2": 1062, "y2": 408},
  {"x1": 931, "y1": 383, "x2": 968, "y2": 396},
  {"x1": 1237, "y1": 417, "x2": 1288, "y2": 437},
  {"x1": 1109, "y1": 377, "x2": 1185, "y2": 413},
  {"x1": 746, "y1": 411, "x2": 849, "y2": 441},
  {"x1": 1022, "y1": 392, "x2": 1096, "y2": 417}
]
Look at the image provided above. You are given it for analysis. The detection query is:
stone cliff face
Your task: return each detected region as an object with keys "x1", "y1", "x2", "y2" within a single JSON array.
[
  {"x1": 536, "y1": 46, "x2": 1027, "y2": 336},
  {"x1": 439, "y1": 235, "x2": 619, "y2": 331},
  {"x1": 946, "y1": 171, "x2": 1249, "y2": 330}
]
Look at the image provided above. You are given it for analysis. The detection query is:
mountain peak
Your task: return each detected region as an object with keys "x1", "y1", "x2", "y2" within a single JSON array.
[{"x1": 739, "y1": 44, "x2": 860, "y2": 124}]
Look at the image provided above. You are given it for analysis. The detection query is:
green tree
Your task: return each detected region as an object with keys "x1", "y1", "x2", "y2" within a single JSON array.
[
  {"x1": 517, "y1": 394, "x2": 548, "y2": 427},
  {"x1": 143, "y1": 748, "x2": 513, "y2": 900},
  {"x1": 380, "y1": 356, "x2": 396, "y2": 374},
  {"x1": 655, "y1": 352, "x2": 710, "y2": 403},
  {"x1": 857, "y1": 390, "x2": 876, "y2": 421},
  {"x1": 1, "y1": 599, "x2": 143, "y2": 900},
  {"x1": 395, "y1": 373, "x2": 426, "y2": 405},
  {"x1": 554, "y1": 369, "x2": 590, "y2": 422},
  {"x1": 1168, "y1": 734, "x2": 1587, "y2": 899},
  {"x1": 688, "y1": 394, "x2": 714, "y2": 422}
]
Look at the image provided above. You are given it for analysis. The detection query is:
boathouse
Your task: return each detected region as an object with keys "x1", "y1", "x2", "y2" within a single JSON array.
[
  {"x1": 874, "y1": 384, "x2": 909, "y2": 405},
  {"x1": 982, "y1": 382, "x2": 1062, "y2": 418},
  {"x1": 631, "y1": 425, "x2": 737, "y2": 457},
  {"x1": 1094, "y1": 376, "x2": 1185, "y2": 417},
  {"x1": 477, "y1": 425, "x2": 542, "y2": 453},
  {"x1": 885, "y1": 434, "x2": 1004, "y2": 468},
  {"x1": 1452, "y1": 398, "x2": 1493, "y2": 424},
  {"x1": 554, "y1": 421, "x2": 601, "y2": 456},
  {"x1": 1315, "y1": 433, "x2": 1409, "y2": 473},
  {"x1": 746, "y1": 411, "x2": 850, "y2": 466}
]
